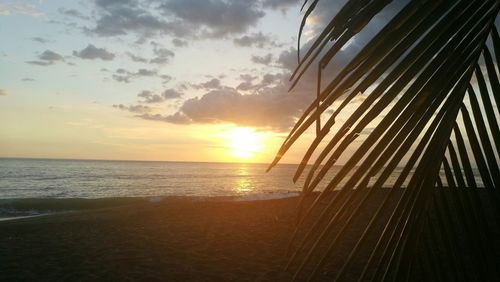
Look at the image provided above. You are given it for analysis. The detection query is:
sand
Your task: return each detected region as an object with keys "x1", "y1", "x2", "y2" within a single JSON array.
[
  {"x1": 1, "y1": 189, "x2": 498, "y2": 281},
  {"x1": 1, "y1": 196, "x2": 300, "y2": 281}
]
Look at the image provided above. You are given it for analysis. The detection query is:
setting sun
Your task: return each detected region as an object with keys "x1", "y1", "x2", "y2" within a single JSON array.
[{"x1": 224, "y1": 128, "x2": 263, "y2": 159}]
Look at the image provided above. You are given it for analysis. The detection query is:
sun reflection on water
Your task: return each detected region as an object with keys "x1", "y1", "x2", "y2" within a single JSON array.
[{"x1": 234, "y1": 166, "x2": 253, "y2": 194}]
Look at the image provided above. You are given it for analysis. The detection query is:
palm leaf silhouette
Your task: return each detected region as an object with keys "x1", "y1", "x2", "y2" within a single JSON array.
[{"x1": 268, "y1": 0, "x2": 500, "y2": 280}]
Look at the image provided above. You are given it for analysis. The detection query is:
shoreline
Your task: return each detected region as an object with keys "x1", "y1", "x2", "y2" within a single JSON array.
[
  {"x1": 1, "y1": 194, "x2": 304, "y2": 281},
  {"x1": 2, "y1": 189, "x2": 497, "y2": 281}
]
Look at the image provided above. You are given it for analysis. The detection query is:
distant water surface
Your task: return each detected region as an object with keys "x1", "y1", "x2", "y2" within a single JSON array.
[
  {"x1": 0, "y1": 158, "x2": 483, "y2": 199},
  {"x1": 0, "y1": 158, "x2": 307, "y2": 199}
]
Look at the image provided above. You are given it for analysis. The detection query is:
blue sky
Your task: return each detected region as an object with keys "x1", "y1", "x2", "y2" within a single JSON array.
[
  {"x1": 0, "y1": 0, "x2": 321, "y2": 163},
  {"x1": 2, "y1": 0, "x2": 496, "y2": 166}
]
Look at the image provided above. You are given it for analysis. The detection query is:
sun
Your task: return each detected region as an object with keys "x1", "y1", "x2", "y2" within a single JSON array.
[{"x1": 224, "y1": 127, "x2": 262, "y2": 159}]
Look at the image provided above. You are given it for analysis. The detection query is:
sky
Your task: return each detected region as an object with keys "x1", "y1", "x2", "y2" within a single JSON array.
[
  {"x1": 2, "y1": 1, "x2": 495, "y2": 166},
  {"x1": 0, "y1": 0, "x2": 322, "y2": 163}
]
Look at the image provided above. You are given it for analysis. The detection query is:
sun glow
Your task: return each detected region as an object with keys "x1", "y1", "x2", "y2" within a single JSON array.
[{"x1": 224, "y1": 127, "x2": 263, "y2": 159}]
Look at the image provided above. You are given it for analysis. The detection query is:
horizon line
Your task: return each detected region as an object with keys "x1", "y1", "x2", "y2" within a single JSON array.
[{"x1": 0, "y1": 156, "x2": 304, "y2": 166}]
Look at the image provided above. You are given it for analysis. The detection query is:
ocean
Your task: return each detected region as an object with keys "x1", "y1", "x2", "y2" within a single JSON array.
[
  {"x1": 0, "y1": 158, "x2": 307, "y2": 199},
  {"x1": 0, "y1": 158, "x2": 484, "y2": 219},
  {"x1": 0, "y1": 158, "x2": 484, "y2": 199}
]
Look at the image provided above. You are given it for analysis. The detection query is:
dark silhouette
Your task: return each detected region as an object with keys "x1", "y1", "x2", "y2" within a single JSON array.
[{"x1": 269, "y1": 1, "x2": 500, "y2": 280}]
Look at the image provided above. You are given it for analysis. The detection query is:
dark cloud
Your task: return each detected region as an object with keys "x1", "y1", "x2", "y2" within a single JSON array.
[
  {"x1": 237, "y1": 72, "x2": 285, "y2": 91},
  {"x1": 192, "y1": 78, "x2": 222, "y2": 90},
  {"x1": 26, "y1": 60, "x2": 52, "y2": 66},
  {"x1": 137, "y1": 88, "x2": 182, "y2": 103},
  {"x1": 240, "y1": 74, "x2": 257, "y2": 82},
  {"x1": 39, "y1": 50, "x2": 64, "y2": 61},
  {"x1": 73, "y1": 44, "x2": 115, "y2": 60},
  {"x1": 262, "y1": 0, "x2": 299, "y2": 9},
  {"x1": 137, "y1": 68, "x2": 157, "y2": 76},
  {"x1": 150, "y1": 47, "x2": 175, "y2": 64},
  {"x1": 236, "y1": 81, "x2": 254, "y2": 91},
  {"x1": 160, "y1": 0, "x2": 264, "y2": 38},
  {"x1": 160, "y1": 74, "x2": 173, "y2": 84},
  {"x1": 138, "y1": 88, "x2": 183, "y2": 103},
  {"x1": 90, "y1": 0, "x2": 265, "y2": 39},
  {"x1": 0, "y1": 89, "x2": 7, "y2": 96},
  {"x1": 276, "y1": 47, "x2": 296, "y2": 70},
  {"x1": 251, "y1": 53, "x2": 273, "y2": 65},
  {"x1": 113, "y1": 103, "x2": 152, "y2": 114},
  {"x1": 172, "y1": 38, "x2": 188, "y2": 47},
  {"x1": 22, "y1": 77, "x2": 36, "y2": 82},
  {"x1": 261, "y1": 73, "x2": 283, "y2": 86},
  {"x1": 31, "y1": 37, "x2": 49, "y2": 43},
  {"x1": 138, "y1": 90, "x2": 163, "y2": 103},
  {"x1": 127, "y1": 52, "x2": 148, "y2": 62},
  {"x1": 162, "y1": 88, "x2": 183, "y2": 99},
  {"x1": 138, "y1": 112, "x2": 191, "y2": 124},
  {"x1": 58, "y1": 7, "x2": 89, "y2": 20},
  {"x1": 233, "y1": 32, "x2": 279, "y2": 48},
  {"x1": 112, "y1": 68, "x2": 158, "y2": 83},
  {"x1": 26, "y1": 50, "x2": 64, "y2": 66},
  {"x1": 160, "y1": 84, "x2": 311, "y2": 130},
  {"x1": 90, "y1": 0, "x2": 174, "y2": 37}
]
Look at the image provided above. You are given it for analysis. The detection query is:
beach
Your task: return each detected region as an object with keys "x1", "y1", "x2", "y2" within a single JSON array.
[
  {"x1": 1, "y1": 189, "x2": 498, "y2": 281},
  {"x1": 0, "y1": 196, "x2": 300, "y2": 281}
]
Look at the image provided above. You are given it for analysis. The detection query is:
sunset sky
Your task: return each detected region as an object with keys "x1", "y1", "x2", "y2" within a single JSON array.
[
  {"x1": 1, "y1": 0, "x2": 465, "y2": 164},
  {"x1": 0, "y1": 0, "x2": 317, "y2": 163}
]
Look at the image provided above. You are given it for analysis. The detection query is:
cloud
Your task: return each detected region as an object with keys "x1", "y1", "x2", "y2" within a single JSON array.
[
  {"x1": 22, "y1": 78, "x2": 36, "y2": 82},
  {"x1": 160, "y1": 0, "x2": 264, "y2": 38},
  {"x1": 262, "y1": 0, "x2": 299, "y2": 10},
  {"x1": 137, "y1": 68, "x2": 157, "y2": 76},
  {"x1": 160, "y1": 84, "x2": 312, "y2": 130},
  {"x1": 172, "y1": 38, "x2": 188, "y2": 47},
  {"x1": 233, "y1": 32, "x2": 279, "y2": 48},
  {"x1": 162, "y1": 88, "x2": 183, "y2": 99},
  {"x1": 0, "y1": 89, "x2": 7, "y2": 96},
  {"x1": 138, "y1": 88, "x2": 183, "y2": 103},
  {"x1": 251, "y1": 53, "x2": 273, "y2": 65},
  {"x1": 160, "y1": 74, "x2": 173, "y2": 84},
  {"x1": 26, "y1": 50, "x2": 64, "y2": 66},
  {"x1": 139, "y1": 112, "x2": 191, "y2": 124},
  {"x1": 276, "y1": 47, "x2": 296, "y2": 70},
  {"x1": 32, "y1": 37, "x2": 49, "y2": 43},
  {"x1": 90, "y1": 0, "x2": 173, "y2": 37},
  {"x1": 150, "y1": 47, "x2": 175, "y2": 64},
  {"x1": 112, "y1": 46, "x2": 318, "y2": 131},
  {"x1": 240, "y1": 74, "x2": 258, "y2": 82},
  {"x1": 192, "y1": 78, "x2": 222, "y2": 90},
  {"x1": 39, "y1": 50, "x2": 64, "y2": 61},
  {"x1": 112, "y1": 68, "x2": 158, "y2": 83},
  {"x1": 237, "y1": 72, "x2": 285, "y2": 91},
  {"x1": 113, "y1": 103, "x2": 152, "y2": 114},
  {"x1": 58, "y1": 8, "x2": 90, "y2": 20},
  {"x1": 73, "y1": 44, "x2": 115, "y2": 60},
  {"x1": 127, "y1": 52, "x2": 148, "y2": 63},
  {"x1": 138, "y1": 90, "x2": 163, "y2": 103},
  {"x1": 90, "y1": 0, "x2": 265, "y2": 39},
  {"x1": 0, "y1": 3, "x2": 43, "y2": 17}
]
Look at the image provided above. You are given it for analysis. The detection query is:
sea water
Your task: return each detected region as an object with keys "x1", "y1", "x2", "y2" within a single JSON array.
[
  {"x1": 0, "y1": 158, "x2": 484, "y2": 218},
  {"x1": 0, "y1": 158, "x2": 483, "y2": 200}
]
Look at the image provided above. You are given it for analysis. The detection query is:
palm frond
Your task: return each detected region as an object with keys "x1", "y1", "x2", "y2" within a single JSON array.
[{"x1": 270, "y1": 0, "x2": 500, "y2": 280}]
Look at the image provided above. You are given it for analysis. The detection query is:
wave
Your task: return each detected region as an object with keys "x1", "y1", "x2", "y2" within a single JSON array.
[
  {"x1": 0, "y1": 192, "x2": 303, "y2": 218},
  {"x1": 233, "y1": 192, "x2": 300, "y2": 201},
  {"x1": 0, "y1": 197, "x2": 146, "y2": 218}
]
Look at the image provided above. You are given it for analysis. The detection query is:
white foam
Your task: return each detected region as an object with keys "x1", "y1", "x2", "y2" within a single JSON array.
[
  {"x1": 234, "y1": 192, "x2": 300, "y2": 202},
  {"x1": 0, "y1": 214, "x2": 48, "y2": 222}
]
